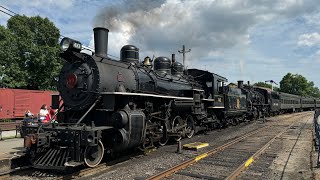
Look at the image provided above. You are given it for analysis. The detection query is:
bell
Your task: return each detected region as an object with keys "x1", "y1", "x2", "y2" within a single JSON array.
[{"x1": 143, "y1": 56, "x2": 151, "y2": 66}]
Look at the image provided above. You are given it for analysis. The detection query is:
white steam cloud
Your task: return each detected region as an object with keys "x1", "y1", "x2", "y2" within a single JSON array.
[{"x1": 92, "y1": 0, "x2": 318, "y2": 67}]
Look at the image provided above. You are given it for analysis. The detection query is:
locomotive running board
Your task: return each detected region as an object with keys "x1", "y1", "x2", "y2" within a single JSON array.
[
  {"x1": 102, "y1": 92, "x2": 218, "y2": 102},
  {"x1": 33, "y1": 148, "x2": 71, "y2": 170},
  {"x1": 102, "y1": 92, "x2": 193, "y2": 100}
]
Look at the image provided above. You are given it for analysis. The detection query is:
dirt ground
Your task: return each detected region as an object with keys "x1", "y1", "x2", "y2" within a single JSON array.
[
  {"x1": 239, "y1": 111, "x2": 320, "y2": 180},
  {"x1": 269, "y1": 119, "x2": 313, "y2": 179}
]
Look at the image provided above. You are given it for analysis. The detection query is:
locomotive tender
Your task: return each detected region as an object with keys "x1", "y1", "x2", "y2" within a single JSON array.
[{"x1": 23, "y1": 27, "x2": 319, "y2": 170}]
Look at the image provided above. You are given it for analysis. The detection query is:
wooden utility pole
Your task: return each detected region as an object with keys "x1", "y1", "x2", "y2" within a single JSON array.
[
  {"x1": 178, "y1": 45, "x2": 191, "y2": 67},
  {"x1": 265, "y1": 80, "x2": 278, "y2": 91}
]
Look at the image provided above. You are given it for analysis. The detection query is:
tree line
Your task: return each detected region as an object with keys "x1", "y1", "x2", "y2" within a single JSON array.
[{"x1": 254, "y1": 73, "x2": 320, "y2": 98}]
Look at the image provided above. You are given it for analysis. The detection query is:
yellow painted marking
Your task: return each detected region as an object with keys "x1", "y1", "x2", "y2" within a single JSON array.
[
  {"x1": 183, "y1": 142, "x2": 209, "y2": 150},
  {"x1": 195, "y1": 153, "x2": 208, "y2": 161},
  {"x1": 245, "y1": 157, "x2": 254, "y2": 167},
  {"x1": 195, "y1": 143, "x2": 209, "y2": 149}
]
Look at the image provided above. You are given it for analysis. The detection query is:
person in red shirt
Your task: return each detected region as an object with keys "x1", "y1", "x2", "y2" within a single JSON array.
[{"x1": 49, "y1": 106, "x2": 58, "y2": 123}]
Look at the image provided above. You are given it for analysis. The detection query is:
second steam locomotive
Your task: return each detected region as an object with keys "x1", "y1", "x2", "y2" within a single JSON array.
[{"x1": 23, "y1": 27, "x2": 319, "y2": 169}]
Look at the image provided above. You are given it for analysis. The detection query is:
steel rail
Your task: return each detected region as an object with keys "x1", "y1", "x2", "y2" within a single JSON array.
[
  {"x1": 4, "y1": 113, "x2": 308, "y2": 179},
  {"x1": 58, "y1": 151, "x2": 144, "y2": 179},
  {"x1": 147, "y1": 113, "x2": 309, "y2": 180},
  {"x1": 226, "y1": 122, "x2": 295, "y2": 179},
  {"x1": 227, "y1": 117, "x2": 310, "y2": 180},
  {"x1": 147, "y1": 125, "x2": 271, "y2": 180}
]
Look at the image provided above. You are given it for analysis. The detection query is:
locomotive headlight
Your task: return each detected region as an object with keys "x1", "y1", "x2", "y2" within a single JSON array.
[
  {"x1": 60, "y1": 37, "x2": 82, "y2": 52},
  {"x1": 60, "y1": 38, "x2": 71, "y2": 51},
  {"x1": 87, "y1": 135, "x2": 94, "y2": 143}
]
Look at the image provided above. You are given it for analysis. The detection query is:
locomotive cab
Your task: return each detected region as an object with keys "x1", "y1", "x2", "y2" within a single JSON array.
[{"x1": 187, "y1": 69, "x2": 226, "y2": 108}]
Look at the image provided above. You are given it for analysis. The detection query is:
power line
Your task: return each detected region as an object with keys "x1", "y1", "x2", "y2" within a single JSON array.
[
  {"x1": 0, "y1": 7, "x2": 65, "y2": 41},
  {"x1": 0, "y1": 5, "x2": 17, "y2": 15},
  {"x1": 0, "y1": 5, "x2": 120, "y2": 59},
  {"x1": 0, "y1": 9, "x2": 13, "y2": 17}
]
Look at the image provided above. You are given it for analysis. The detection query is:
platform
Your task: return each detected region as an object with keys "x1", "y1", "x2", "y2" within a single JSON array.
[
  {"x1": 0, "y1": 138, "x2": 24, "y2": 158},
  {"x1": 183, "y1": 142, "x2": 209, "y2": 150},
  {"x1": 0, "y1": 137, "x2": 25, "y2": 175},
  {"x1": 0, "y1": 130, "x2": 20, "y2": 140}
]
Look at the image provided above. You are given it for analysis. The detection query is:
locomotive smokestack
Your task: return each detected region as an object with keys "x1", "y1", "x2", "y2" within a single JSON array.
[
  {"x1": 247, "y1": 81, "x2": 250, "y2": 85},
  {"x1": 238, "y1": 80, "x2": 243, "y2": 88},
  {"x1": 172, "y1": 54, "x2": 176, "y2": 63},
  {"x1": 93, "y1": 27, "x2": 109, "y2": 58}
]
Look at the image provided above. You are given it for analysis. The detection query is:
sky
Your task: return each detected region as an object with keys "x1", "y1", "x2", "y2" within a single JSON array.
[{"x1": 1, "y1": 0, "x2": 320, "y2": 87}]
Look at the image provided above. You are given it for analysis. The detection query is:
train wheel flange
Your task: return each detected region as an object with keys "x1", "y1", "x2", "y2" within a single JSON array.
[
  {"x1": 185, "y1": 115, "x2": 195, "y2": 138},
  {"x1": 172, "y1": 116, "x2": 184, "y2": 141},
  {"x1": 158, "y1": 122, "x2": 169, "y2": 146},
  {"x1": 158, "y1": 137, "x2": 169, "y2": 146},
  {"x1": 142, "y1": 137, "x2": 153, "y2": 149},
  {"x1": 84, "y1": 140, "x2": 104, "y2": 168}
]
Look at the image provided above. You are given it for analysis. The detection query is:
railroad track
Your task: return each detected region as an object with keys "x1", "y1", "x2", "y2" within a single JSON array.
[
  {"x1": 1, "y1": 112, "x2": 311, "y2": 180},
  {"x1": 147, "y1": 112, "x2": 310, "y2": 180},
  {"x1": 2, "y1": 150, "x2": 145, "y2": 180}
]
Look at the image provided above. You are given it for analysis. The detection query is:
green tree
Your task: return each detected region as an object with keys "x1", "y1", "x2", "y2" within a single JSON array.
[
  {"x1": 280, "y1": 73, "x2": 320, "y2": 97},
  {"x1": 0, "y1": 15, "x2": 62, "y2": 90},
  {"x1": 254, "y1": 82, "x2": 280, "y2": 91},
  {"x1": 254, "y1": 82, "x2": 272, "y2": 89},
  {"x1": 273, "y1": 86, "x2": 280, "y2": 92}
]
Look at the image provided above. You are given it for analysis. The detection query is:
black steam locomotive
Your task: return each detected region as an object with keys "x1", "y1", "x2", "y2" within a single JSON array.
[{"x1": 23, "y1": 27, "x2": 318, "y2": 170}]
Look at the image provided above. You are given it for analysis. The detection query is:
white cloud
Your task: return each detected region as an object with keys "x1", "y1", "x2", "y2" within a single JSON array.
[
  {"x1": 89, "y1": 0, "x2": 320, "y2": 86},
  {"x1": 93, "y1": 0, "x2": 318, "y2": 60},
  {"x1": 297, "y1": 32, "x2": 320, "y2": 46}
]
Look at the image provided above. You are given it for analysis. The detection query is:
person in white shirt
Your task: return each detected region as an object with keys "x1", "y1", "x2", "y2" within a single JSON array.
[{"x1": 39, "y1": 104, "x2": 49, "y2": 122}]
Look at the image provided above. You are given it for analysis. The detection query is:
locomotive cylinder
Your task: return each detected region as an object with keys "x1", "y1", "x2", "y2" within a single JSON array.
[
  {"x1": 111, "y1": 110, "x2": 129, "y2": 129},
  {"x1": 94, "y1": 27, "x2": 109, "y2": 58}
]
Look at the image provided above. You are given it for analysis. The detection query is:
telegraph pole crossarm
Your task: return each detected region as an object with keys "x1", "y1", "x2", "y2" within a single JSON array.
[
  {"x1": 265, "y1": 80, "x2": 278, "y2": 91},
  {"x1": 178, "y1": 45, "x2": 191, "y2": 67}
]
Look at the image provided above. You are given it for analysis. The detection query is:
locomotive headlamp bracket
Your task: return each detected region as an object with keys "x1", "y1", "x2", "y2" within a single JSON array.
[{"x1": 60, "y1": 37, "x2": 82, "y2": 52}]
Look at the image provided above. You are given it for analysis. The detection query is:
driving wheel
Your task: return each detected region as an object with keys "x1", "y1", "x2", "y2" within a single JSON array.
[
  {"x1": 185, "y1": 115, "x2": 195, "y2": 138},
  {"x1": 84, "y1": 140, "x2": 104, "y2": 167}
]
